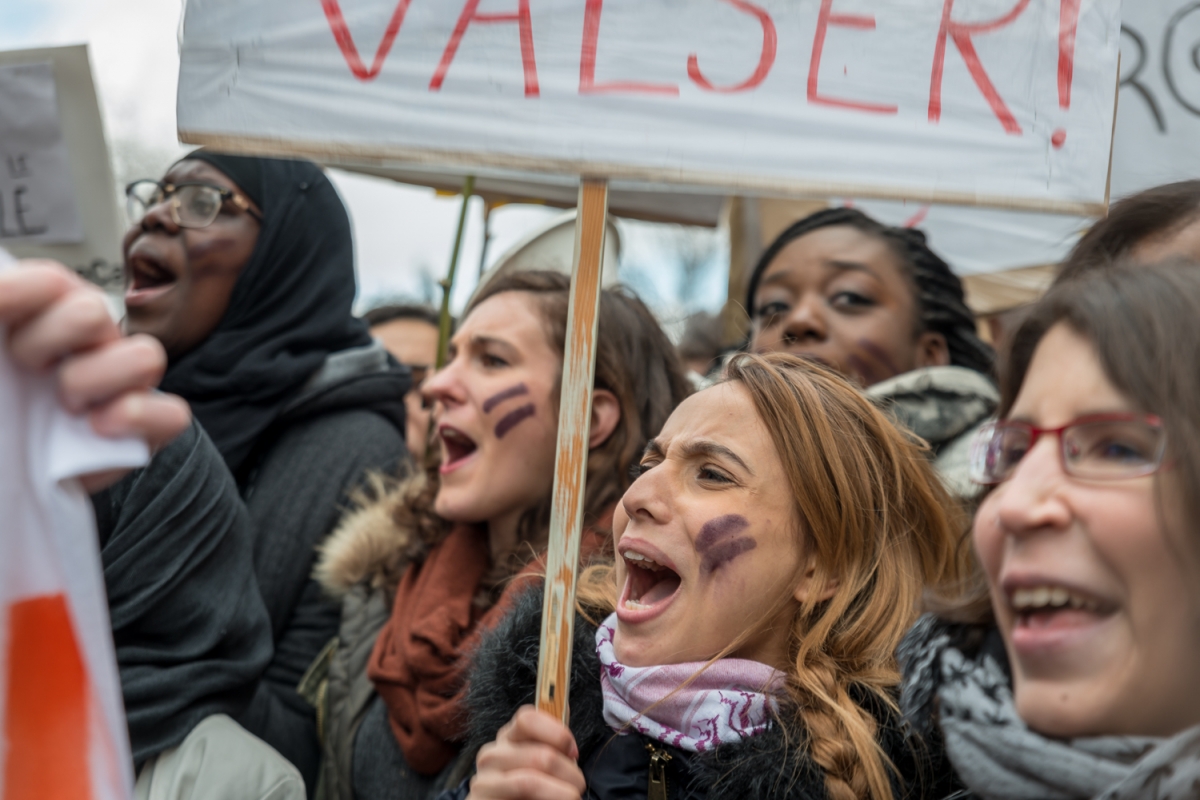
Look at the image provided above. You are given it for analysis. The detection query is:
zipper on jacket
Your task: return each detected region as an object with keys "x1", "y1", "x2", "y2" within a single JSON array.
[{"x1": 645, "y1": 743, "x2": 673, "y2": 800}]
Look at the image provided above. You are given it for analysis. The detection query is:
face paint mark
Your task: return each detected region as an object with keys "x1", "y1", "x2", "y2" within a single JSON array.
[
  {"x1": 844, "y1": 354, "x2": 879, "y2": 388},
  {"x1": 494, "y1": 403, "x2": 536, "y2": 438},
  {"x1": 695, "y1": 514, "x2": 757, "y2": 574},
  {"x1": 855, "y1": 339, "x2": 902, "y2": 381},
  {"x1": 482, "y1": 382, "x2": 529, "y2": 413}
]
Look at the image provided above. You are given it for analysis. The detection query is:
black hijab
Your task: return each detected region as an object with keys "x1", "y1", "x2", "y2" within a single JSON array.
[{"x1": 158, "y1": 153, "x2": 372, "y2": 474}]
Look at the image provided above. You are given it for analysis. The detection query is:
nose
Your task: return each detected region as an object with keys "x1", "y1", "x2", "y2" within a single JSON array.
[
  {"x1": 779, "y1": 295, "x2": 828, "y2": 348},
  {"x1": 421, "y1": 356, "x2": 466, "y2": 409},
  {"x1": 139, "y1": 195, "x2": 182, "y2": 235},
  {"x1": 993, "y1": 435, "x2": 1072, "y2": 536},
  {"x1": 619, "y1": 461, "x2": 673, "y2": 531}
]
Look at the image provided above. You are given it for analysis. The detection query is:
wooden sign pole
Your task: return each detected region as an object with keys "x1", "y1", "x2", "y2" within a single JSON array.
[{"x1": 535, "y1": 177, "x2": 609, "y2": 723}]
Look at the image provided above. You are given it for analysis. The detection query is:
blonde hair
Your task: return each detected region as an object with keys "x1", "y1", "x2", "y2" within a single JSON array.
[{"x1": 577, "y1": 353, "x2": 965, "y2": 800}]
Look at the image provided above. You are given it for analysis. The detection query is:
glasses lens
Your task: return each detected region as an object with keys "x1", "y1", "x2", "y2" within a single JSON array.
[
  {"x1": 970, "y1": 422, "x2": 1032, "y2": 484},
  {"x1": 126, "y1": 181, "x2": 162, "y2": 223},
  {"x1": 1063, "y1": 420, "x2": 1165, "y2": 479},
  {"x1": 175, "y1": 185, "x2": 223, "y2": 228}
]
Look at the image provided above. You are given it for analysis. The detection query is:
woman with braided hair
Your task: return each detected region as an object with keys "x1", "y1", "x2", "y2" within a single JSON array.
[
  {"x1": 746, "y1": 207, "x2": 995, "y2": 499},
  {"x1": 436, "y1": 352, "x2": 966, "y2": 800}
]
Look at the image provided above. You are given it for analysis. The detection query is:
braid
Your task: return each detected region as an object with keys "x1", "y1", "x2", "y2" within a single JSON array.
[
  {"x1": 745, "y1": 207, "x2": 995, "y2": 379},
  {"x1": 791, "y1": 655, "x2": 879, "y2": 800}
]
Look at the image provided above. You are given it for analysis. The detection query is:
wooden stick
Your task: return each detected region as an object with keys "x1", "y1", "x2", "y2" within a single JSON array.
[
  {"x1": 535, "y1": 177, "x2": 609, "y2": 723},
  {"x1": 435, "y1": 174, "x2": 475, "y2": 369}
]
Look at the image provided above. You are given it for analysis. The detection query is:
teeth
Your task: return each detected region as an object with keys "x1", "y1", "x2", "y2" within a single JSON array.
[
  {"x1": 1011, "y1": 586, "x2": 1097, "y2": 612},
  {"x1": 623, "y1": 551, "x2": 665, "y2": 571},
  {"x1": 624, "y1": 599, "x2": 649, "y2": 610}
]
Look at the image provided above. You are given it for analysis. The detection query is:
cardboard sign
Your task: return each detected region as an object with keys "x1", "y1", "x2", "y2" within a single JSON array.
[
  {"x1": 0, "y1": 62, "x2": 83, "y2": 244},
  {"x1": 0, "y1": 46, "x2": 122, "y2": 278},
  {"x1": 178, "y1": 0, "x2": 1121, "y2": 215}
]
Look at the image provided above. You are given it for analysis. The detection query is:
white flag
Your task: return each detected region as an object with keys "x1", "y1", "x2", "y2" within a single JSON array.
[{"x1": 0, "y1": 256, "x2": 147, "y2": 800}]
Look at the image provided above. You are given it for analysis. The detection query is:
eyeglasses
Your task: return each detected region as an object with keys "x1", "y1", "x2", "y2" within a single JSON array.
[
  {"x1": 969, "y1": 413, "x2": 1167, "y2": 485},
  {"x1": 125, "y1": 180, "x2": 262, "y2": 229}
]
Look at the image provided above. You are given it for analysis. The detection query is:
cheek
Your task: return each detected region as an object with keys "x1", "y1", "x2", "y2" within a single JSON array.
[
  {"x1": 186, "y1": 228, "x2": 256, "y2": 280},
  {"x1": 494, "y1": 404, "x2": 536, "y2": 438},
  {"x1": 694, "y1": 514, "x2": 756, "y2": 575},
  {"x1": 971, "y1": 496, "x2": 1006, "y2": 584}
]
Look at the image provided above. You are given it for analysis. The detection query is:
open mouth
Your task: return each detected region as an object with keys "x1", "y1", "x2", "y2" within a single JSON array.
[
  {"x1": 438, "y1": 425, "x2": 478, "y2": 474},
  {"x1": 618, "y1": 548, "x2": 682, "y2": 622},
  {"x1": 1009, "y1": 585, "x2": 1113, "y2": 632},
  {"x1": 125, "y1": 251, "x2": 178, "y2": 306}
]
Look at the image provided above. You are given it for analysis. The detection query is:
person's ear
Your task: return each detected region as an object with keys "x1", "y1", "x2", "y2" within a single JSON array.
[
  {"x1": 589, "y1": 389, "x2": 621, "y2": 449},
  {"x1": 793, "y1": 556, "x2": 838, "y2": 604},
  {"x1": 914, "y1": 331, "x2": 951, "y2": 369}
]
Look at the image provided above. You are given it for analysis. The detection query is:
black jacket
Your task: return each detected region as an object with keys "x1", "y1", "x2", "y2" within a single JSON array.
[
  {"x1": 440, "y1": 587, "x2": 952, "y2": 800},
  {"x1": 234, "y1": 341, "x2": 410, "y2": 793}
]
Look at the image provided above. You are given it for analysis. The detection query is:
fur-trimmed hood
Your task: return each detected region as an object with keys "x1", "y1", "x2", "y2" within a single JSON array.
[
  {"x1": 454, "y1": 586, "x2": 953, "y2": 800},
  {"x1": 313, "y1": 474, "x2": 427, "y2": 598}
]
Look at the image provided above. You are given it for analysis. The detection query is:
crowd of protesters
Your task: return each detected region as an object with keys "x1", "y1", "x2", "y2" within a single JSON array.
[{"x1": 3, "y1": 150, "x2": 1200, "y2": 800}]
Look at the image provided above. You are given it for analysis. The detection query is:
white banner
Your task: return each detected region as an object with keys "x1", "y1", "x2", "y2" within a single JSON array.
[{"x1": 178, "y1": 0, "x2": 1121, "y2": 215}]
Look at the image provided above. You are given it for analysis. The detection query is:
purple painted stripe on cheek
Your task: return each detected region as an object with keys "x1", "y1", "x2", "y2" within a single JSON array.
[
  {"x1": 701, "y1": 537, "x2": 757, "y2": 574},
  {"x1": 494, "y1": 403, "x2": 536, "y2": 438},
  {"x1": 695, "y1": 514, "x2": 749, "y2": 552},
  {"x1": 482, "y1": 383, "x2": 530, "y2": 413}
]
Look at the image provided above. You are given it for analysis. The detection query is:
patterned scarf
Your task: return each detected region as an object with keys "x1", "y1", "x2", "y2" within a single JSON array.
[
  {"x1": 900, "y1": 615, "x2": 1200, "y2": 800},
  {"x1": 595, "y1": 614, "x2": 785, "y2": 753}
]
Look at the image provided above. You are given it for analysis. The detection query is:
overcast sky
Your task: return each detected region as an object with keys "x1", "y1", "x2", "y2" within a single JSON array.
[{"x1": 1, "y1": 0, "x2": 727, "y2": 320}]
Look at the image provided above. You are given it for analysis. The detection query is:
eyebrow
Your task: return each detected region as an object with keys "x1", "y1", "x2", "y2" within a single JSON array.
[
  {"x1": 642, "y1": 438, "x2": 754, "y2": 475},
  {"x1": 757, "y1": 259, "x2": 876, "y2": 291},
  {"x1": 464, "y1": 333, "x2": 517, "y2": 355}
]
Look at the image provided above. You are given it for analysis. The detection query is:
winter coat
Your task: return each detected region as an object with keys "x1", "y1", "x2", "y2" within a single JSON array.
[
  {"x1": 302, "y1": 477, "x2": 456, "y2": 800},
  {"x1": 866, "y1": 365, "x2": 998, "y2": 501},
  {"x1": 234, "y1": 340, "x2": 410, "y2": 793},
  {"x1": 438, "y1": 587, "x2": 956, "y2": 800}
]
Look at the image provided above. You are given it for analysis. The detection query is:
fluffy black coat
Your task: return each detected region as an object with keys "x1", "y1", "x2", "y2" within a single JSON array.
[{"x1": 447, "y1": 586, "x2": 951, "y2": 800}]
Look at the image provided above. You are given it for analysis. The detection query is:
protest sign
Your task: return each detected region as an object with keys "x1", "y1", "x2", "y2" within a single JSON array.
[
  {"x1": 0, "y1": 46, "x2": 122, "y2": 278},
  {"x1": 179, "y1": 0, "x2": 1121, "y2": 215},
  {"x1": 0, "y1": 62, "x2": 82, "y2": 244},
  {"x1": 176, "y1": 0, "x2": 1123, "y2": 720},
  {"x1": 0, "y1": 253, "x2": 145, "y2": 800}
]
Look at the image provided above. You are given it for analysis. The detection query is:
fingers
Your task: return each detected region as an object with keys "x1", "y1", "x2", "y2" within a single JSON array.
[
  {"x1": 88, "y1": 391, "x2": 191, "y2": 453},
  {"x1": 59, "y1": 335, "x2": 166, "y2": 413},
  {"x1": 7, "y1": 280, "x2": 119, "y2": 370},
  {"x1": 476, "y1": 739, "x2": 586, "y2": 792},
  {"x1": 466, "y1": 707, "x2": 585, "y2": 800},
  {"x1": 467, "y1": 769, "x2": 583, "y2": 800},
  {"x1": 0, "y1": 260, "x2": 84, "y2": 328},
  {"x1": 502, "y1": 707, "x2": 580, "y2": 760}
]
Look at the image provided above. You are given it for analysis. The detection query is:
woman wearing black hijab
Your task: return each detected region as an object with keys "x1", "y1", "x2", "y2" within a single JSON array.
[{"x1": 117, "y1": 152, "x2": 410, "y2": 787}]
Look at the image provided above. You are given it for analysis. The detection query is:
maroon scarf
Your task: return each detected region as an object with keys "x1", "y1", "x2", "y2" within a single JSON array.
[{"x1": 367, "y1": 520, "x2": 610, "y2": 775}]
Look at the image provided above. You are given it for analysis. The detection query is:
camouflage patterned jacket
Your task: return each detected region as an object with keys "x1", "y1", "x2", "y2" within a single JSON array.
[{"x1": 867, "y1": 365, "x2": 998, "y2": 502}]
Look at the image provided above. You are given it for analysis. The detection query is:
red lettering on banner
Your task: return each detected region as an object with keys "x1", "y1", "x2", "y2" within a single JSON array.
[
  {"x1": 903, "y1": 205, "x2": 931, "y2": 227},
  {"x1": 929, "y1": 0, "x2": 1031, "y2": 134},
  {"x1": 430, "y1": 0, "x2": 540, "y2": 96},
  {"x1": 807, "y1": 0, "x2": 897, "y2": 113},
  {"x1": 1058, "y1": 0, "x2": 1081, "y2": 108},
  {"x1": 688, "y1": 0, "x2": 777, "y2": 92},
  {"x1": 580, "y1": 0, "x2": 679, "y2": 95},
  {"x1": 321, "y1": 0, "x2": 413, "y2": 81}
]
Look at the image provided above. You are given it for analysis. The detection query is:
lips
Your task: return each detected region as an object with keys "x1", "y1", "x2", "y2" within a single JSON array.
[
  {"x1": 1001, "y1": 576, "x2": 1117, "y2": 656},
  {"x1": 125, "y1": 244, "x2": 179, "y2": 308},
  {"x1": 616, "y1": 542, "x2": 682, "y2": 624},
  {"x1": 438, "y1": 425, "x2": 478, "y2": 475}
]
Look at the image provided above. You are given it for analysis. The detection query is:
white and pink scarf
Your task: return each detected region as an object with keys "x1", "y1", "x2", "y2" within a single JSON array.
[{"x1": 595, "y1": 614, "x2": 786, "y2": 753}]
